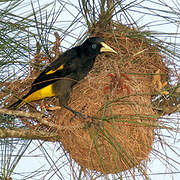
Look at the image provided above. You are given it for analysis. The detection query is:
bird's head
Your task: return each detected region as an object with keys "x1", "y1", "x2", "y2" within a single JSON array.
[{"x1": 82, "y1": 37, "x2": 117, "y2": 57}]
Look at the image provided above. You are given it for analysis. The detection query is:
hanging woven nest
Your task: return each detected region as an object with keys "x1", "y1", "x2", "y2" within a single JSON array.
[{"x1": 57, "y1": 24, "x2": 169, "y2": 174}]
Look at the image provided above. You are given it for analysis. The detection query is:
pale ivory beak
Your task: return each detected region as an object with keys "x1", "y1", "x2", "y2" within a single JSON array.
[{"x1": 100, "y1": 42, "x2": 117, "y2": 54}]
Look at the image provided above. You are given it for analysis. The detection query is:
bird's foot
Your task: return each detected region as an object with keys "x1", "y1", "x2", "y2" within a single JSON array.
[
  {"x1": 62, "y1": 105, "x2": 89, "y2": 121},
  {"x1": 70, "y1": 110, "x2": 88, "y2": 121}
]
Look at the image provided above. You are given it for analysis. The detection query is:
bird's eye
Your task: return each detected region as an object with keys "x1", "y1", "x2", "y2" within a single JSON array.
[{"x1": 91, "y1": 44, "x2": 97, "y2": 49}]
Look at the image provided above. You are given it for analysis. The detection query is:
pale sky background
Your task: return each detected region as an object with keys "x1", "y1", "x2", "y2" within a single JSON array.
[{"x1": 1, "y1": 0, "x2": 180, "y2": 179}]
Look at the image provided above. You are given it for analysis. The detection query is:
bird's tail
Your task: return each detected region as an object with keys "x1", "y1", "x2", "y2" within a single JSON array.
[
  {"x1": 9, "y1": 99, "x2": 25, "y2": 110},
  {"x1": 9, "y1": 94, "x2": 29, "y2": 110}
]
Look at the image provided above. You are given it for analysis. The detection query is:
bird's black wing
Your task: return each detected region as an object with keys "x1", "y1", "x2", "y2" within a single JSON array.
[
  {"x1": 31, "y1": 48, "x2": 78, "y2": 92},
  {"x1": 9, "y1": 48, "x2": 79, "y2": 109}
]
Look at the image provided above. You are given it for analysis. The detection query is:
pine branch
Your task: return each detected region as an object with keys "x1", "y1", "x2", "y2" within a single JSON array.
[
  {"x1": 0, "y1": 108, "x2": 44, "y2": 119},
  {"x1": 0, "y1": 108, "x2": 57, "y2": 128},
  {"x1": 0, "y1": 127, "x2": 59, "y2": 142},
  {"x1": 0, "y1": 108, "x2": 85, "y2": 129}
]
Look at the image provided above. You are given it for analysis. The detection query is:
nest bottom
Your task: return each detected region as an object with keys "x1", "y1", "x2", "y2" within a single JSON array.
[{"x1": 59, "y1": 120, "x2": 154, "y2": 174}]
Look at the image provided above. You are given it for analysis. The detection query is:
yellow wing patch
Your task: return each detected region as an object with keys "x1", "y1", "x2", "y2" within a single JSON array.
[
  {"x1": 24, "y1": 84, "x2": 56, "y2": 103},
  {"x1": 46, "y1": 64, "x2": 64, "y2": 75}
]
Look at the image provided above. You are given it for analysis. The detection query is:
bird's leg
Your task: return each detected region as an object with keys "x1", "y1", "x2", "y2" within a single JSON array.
[
  {"x1": 46, "y1": 104, "x2": 89, "y2": 120},
  {"x1": 56, "y1": 86, "x2": 89, "y2": 120},
  {"x1": 62, "y1": 104, "x2": 89, "y2": 120}
]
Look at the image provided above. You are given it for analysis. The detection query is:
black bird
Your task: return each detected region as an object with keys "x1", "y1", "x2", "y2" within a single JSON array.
[{"x1": 9, "y1": 37, "x2": 117, "y2": 114}]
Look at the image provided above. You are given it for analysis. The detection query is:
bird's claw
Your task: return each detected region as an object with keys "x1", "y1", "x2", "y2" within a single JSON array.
[
  {"x1": 70, "y1": 110, "x2": 89, "y2": 122},
  {"x1": 62, "y1": 104, "x2": 89, "y2": 121}
]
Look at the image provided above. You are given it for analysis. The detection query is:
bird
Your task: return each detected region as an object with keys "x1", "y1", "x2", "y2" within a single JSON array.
[{"x1": 9, "y1": 37, "x2": 117, "y2": 116}]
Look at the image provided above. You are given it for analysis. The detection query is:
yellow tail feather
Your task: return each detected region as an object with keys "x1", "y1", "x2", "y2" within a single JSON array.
[{"x1": 10, "y1": 84, "x2": 56, "y2": 109}]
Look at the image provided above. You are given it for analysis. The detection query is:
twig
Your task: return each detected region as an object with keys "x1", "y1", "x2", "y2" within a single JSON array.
[
  {"x1": 0, "y1": 108, "x2": 85, "y2": 131},
  {"x1": 52, "y1": 32, "x2": 61, "y2": 60},
  {"x1": 0, "y1": 128, "x2": 60, "y2": 141},
  {"x1": 0, "y1": 108, "x2": 44, "y2": 119}
]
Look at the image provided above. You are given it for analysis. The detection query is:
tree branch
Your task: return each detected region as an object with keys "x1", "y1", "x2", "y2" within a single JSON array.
[
  {"x1": 0, "y1": 127, "x2": 60, "y2": 141},
  {"x1": 0, "y1": 108, "x2": 86, "y2": 141},
  {"x1": 0, "y1": 108, "x2": 59, "y2": 128}
]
